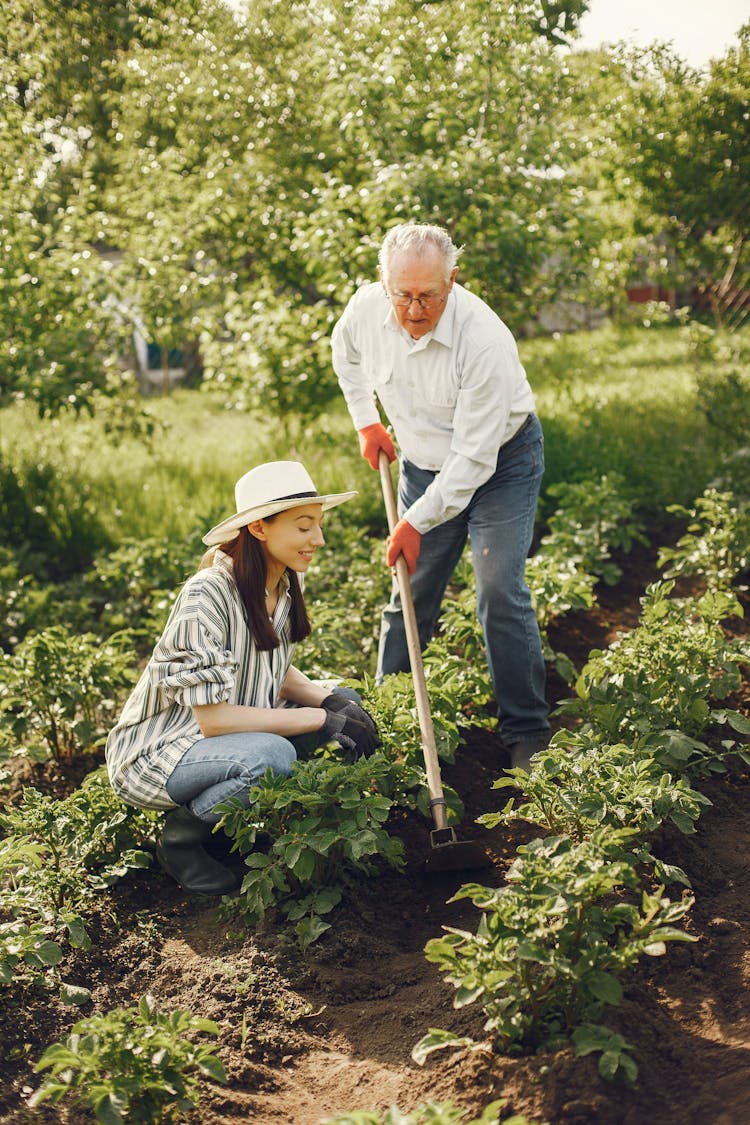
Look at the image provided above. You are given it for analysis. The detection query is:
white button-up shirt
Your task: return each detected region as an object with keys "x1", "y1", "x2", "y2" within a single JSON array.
[{"x1": 331, "y1": 281, "x2": 536, "y2": 532}]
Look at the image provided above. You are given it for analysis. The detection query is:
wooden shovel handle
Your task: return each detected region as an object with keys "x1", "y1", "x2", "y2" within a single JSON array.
[{"x1": 378, "y1": 451, "x2": 448, "y2": 831}]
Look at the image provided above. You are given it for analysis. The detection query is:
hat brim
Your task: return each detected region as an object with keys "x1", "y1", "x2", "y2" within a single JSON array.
[{"x1": 202, "y1": 491, "x2": 357, "y2": 547}]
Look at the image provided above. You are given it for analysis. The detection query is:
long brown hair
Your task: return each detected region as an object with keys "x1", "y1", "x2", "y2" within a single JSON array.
[{"x1": 201, "y1": 522, "x2": 311, "y2": 651}]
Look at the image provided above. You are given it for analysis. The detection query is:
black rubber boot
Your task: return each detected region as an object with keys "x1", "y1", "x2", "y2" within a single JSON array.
[{"x1": 156, "y1": 806, "x2": 239, "y2": 896}]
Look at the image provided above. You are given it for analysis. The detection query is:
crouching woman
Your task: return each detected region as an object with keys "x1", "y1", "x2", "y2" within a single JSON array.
[{"x1": 105, "y1": 461, "x2": 378, "y2": 896}]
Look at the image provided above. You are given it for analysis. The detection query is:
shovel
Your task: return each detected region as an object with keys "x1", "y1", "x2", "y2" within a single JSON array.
[{"x1": 378, "y1": 451, "x2": 491, "y2": 875}]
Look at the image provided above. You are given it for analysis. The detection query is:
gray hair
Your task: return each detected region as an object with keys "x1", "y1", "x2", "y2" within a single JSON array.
[{"x1": 378, "y1": 222, "x2": 462, "y2": 283}]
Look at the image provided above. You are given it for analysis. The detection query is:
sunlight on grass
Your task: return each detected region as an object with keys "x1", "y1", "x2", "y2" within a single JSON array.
[{"x1": 1, "y1": 320, "x2": 746, "y2": 566}]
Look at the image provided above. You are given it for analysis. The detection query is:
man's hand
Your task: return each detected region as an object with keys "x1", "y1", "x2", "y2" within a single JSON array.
[
  {"x1": 386, "y1": 518, "x2": 421, "y2": 575},
  {"x1": 358, "y1": 423, "x2": 396, "y2": 470}
]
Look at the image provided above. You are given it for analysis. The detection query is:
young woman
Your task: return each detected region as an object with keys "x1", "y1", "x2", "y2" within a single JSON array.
[{"x1": 106, "y1": 461, "x2": 378, "y2": 896}]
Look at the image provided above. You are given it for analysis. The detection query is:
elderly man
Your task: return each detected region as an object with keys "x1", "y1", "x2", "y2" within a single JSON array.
[{"x1": 331, "y1": 221, "x2": 550, "y2": 768}]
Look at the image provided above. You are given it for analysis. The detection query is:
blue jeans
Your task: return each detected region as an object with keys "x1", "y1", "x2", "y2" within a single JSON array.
[
  {"x1": 165, "y1": 687, "x2": 361, "y2": 824},
  {"x1": 377, "y1": 414, "x2": 550, "y2": 744}
]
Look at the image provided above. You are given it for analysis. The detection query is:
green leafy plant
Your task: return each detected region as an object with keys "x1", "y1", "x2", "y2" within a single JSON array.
[
  {"x1": 321, "y1": 1099, "x2": 539, "y2": 1124},
  {"x1": 0, "y1": 770, "x2": 156, "y2": 975},
  {"x1": 694, "y1": 364, "x2": 750, "y2": 448},
  {"x1": 0, "y1": 626, "x2": 138, "y2": 759},
  {"x1": 540, "y1": 474, "x2": 648, "y2": 586},
  {"x1": 485, "y1": 729, "x2": 712, "y2": 842},
  {"x1": 525, "y1": 553, "x2": 597, "y2": 682},
  {"x1": 0, "y1": 546, "x2": 54, "y2": 650},
  {"x1": 572, "y1": 1023, "x2": 638, "y2": 1086},
  {"x1": 363, "y1": 671, "x2": 467, "y2": 768},
  {"x1": 422, "y1": 582, "x2": 495, "y2": 714},
  {"x1": 80, "y1": 533, "x2": 200, "y2": 641},
  {"x1": 658, "y1": 489, "x2": 750, "y2": 592},
  {"x1": 0, "y1": 918, "x2": 63, "y2": 987},
  {"x1": 29, "y1": 994, "x2": 226, "y2": 1123},
  {"x1": 557, "y1": 582, "x2": 749, "y2": 743},
  {"x1": 304, "y1": 528, "x2": 387, "y2": 681},
  {"x1": 414, "y1": 829, "x2": 695, "y2": 1072},
  {"x1": 216, "y1": 754, "x2": 411, "y2": 948}
]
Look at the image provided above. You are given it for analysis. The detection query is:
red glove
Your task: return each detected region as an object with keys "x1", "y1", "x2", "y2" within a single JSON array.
[
  {"x1": 386, "y1": 518, "x2": 421, "y2": 575},
  {"x1": 358, "y1": 423, "x2": 396, "y2": 471}
]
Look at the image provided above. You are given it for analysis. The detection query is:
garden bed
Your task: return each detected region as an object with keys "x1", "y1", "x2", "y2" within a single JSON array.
[{"x1": 1, "y1": 545, "x2": 749, "y2": 1124}]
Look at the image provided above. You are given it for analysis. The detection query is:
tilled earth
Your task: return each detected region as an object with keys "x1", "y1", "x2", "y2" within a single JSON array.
[{"x1": 1, "y1": 544, "x2": 749, "y2": 1125}]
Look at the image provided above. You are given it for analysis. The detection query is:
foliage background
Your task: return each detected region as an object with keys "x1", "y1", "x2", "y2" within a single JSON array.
[{"x1": 1, "y1": 0, "x2": 747, "y2": 427}]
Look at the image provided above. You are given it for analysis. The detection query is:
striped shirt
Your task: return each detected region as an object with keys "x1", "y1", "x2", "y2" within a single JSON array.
[{"x1": 105, "y1": 550, "x2": 295, "y2": 810}]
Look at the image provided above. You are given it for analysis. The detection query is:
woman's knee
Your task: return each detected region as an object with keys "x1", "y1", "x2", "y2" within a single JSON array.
[{"x1": 254, "y1": 735, "x2": 297, "y2": 778}]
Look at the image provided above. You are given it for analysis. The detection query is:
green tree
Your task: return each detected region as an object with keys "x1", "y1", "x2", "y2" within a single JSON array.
[
  {"x1": 618, "y1": 27, "x2": 750, "y2": 329},
  {"x1": 2, "y1": 0, "x2": 598, "y2": 423}
]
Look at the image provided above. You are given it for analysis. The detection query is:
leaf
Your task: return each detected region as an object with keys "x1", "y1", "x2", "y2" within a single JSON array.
[
  {"x1": 642, "y1": 941, "x2": 666, "y2": 956},
  {"x1": 454, "y1": 983, "x2": 484, "y2": 1008},
  {"x1": 92, "y1": 1090, "x2": 128, "y2": 1125},
  {"x1": 726, "y1": 710, "x2": 750, "y2": 734},
  {"x1": 585, "y1": 971, "x2": 623, "y2": 1006},
  {"x1": 59, "y1": 982, "x2": 92, "y2": 1007},
  {"x1": 27, "y1": 1082, "x2": 69, "y2": 1108},
  {"x1": 64, "y1": 915, "x2": 90, "y2": 949},
  {"x1": 29, "y1": 940, "x2": 63, "y2": 968},
  {"x1": 291, "y1": 848, "x2": 316, "y2": 882},
  {"x1": 197, "y1": 1055, "x2": 228, "y2": 1084},
  {"x1": 572, "y1": 1024, "x2": 611, "y2": 1056},
  {"x1": 411, "y1": 1028, "x2": 477, "y2": 1066},
  {"x1": 295, "y1": 914, "x2": 331, "y2": 952},
  {"x1": 599, "y1": 1048, "x2": 635, "y2": 1084},
  {"x1": 652, "y1": 860, "x2": 692, "y2": 887}
]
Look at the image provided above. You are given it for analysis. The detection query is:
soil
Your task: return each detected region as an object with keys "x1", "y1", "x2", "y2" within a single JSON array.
[{"x1": 1, "y1": 537, "x2": 749, "y2": 1125}]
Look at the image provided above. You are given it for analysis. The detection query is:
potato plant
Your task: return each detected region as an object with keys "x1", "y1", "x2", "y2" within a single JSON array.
[
  {"x1": 540, "y1": 473, "x2": 648, "y2": 587},
  {"x1": 658, "y1": 488, "x2": 750, "y2": 592},
  {"x1": 558, "y1": 582, "x2": 750, "y2": 745},
  {"x1": 485, "y1": 729, "x2": 712, "y2": 844},
  {"x1": 0, "y1": 626, "x2": 137, "y2": 760},
  {"x1": 216, "y1": 753, "x2": 417, "y2": 949},
  {"x1": 0, "y1": 770, "x2": 156, "y2": 986},
  {"x1": 414, "y1": 829, "x2": 695, "y2": 1082},
  {"x1": 322, "y1": 1099, "x2": 539, "y2": 1124},
  {"x1": 29, "y1": 994, "x2": 226, "y2": 1123}
]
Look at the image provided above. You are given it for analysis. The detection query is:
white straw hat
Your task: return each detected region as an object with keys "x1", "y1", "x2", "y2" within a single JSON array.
[{"x1": 203, "y1": 461, "x2": 357, "y2": 546}]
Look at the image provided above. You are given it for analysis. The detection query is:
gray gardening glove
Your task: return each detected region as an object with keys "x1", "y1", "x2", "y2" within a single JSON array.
[
  {"x1": 321, "y1": 694, "x2": 379, "y2": 740},
  {"x1": 320, "y1": 705, "x2": 380, "y2": 760}
]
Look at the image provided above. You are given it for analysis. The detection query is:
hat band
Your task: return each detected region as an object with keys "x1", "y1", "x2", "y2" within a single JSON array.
[{"x1": 272, "y1": 490, "x2": 318, "y2": 502}]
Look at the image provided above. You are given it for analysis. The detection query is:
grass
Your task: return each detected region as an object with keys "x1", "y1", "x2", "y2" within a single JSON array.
[
  {"x1": 0, "y1": 390, "x2": 386, "y2": 569},
  {"x1": 1, "y1": 318, "x2": 747, "y2": 575},
  {"x1": 520, "y1": 319, "x2": 739, "y2": 514}
]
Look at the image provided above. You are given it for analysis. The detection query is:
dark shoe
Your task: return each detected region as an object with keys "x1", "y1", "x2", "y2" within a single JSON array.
[
  {"x1": 507, "y1": 734, "x2": 551, "y2": 773},
  {"x1": 156, "y1": 806, "x2": 239, "y2": 896}
]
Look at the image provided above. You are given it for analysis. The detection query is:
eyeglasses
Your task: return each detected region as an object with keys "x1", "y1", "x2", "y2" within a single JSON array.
[{"x1": 388, "y1": 290, "x2": 447, "y2": 310}]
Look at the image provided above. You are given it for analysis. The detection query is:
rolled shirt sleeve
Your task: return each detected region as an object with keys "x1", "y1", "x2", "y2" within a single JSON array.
[
  {"x1": 330, "y1": 295, "x2": 383, "y2": 431},
  {"x1": 148, "y1": 592, "x2": 238, "y2": 709}
]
